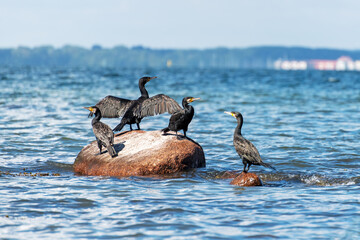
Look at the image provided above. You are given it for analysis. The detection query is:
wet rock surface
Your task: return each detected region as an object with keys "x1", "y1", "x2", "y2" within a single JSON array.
[
  {"x1": 230, "y1": 172, "x2": 263, "y2": 186},
  {"x1": 74, "y1": 130, "x2": 205, "y2": 177}
]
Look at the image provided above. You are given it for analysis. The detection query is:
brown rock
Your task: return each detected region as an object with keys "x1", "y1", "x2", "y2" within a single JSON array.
[
  {"x1": 74, "y1": 130, "x2": 205, "y2": 177},
  {"x1": 230, "y1": 172, "x2": 263, "y2": 187}
]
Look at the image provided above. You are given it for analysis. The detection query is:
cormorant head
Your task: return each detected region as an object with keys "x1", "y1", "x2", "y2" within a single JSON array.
[
  {"x1": 139, "y1": 76, "x2": 157, "y2": 86},
  {"x1": 84, "y1": 106, "x2": 99, "y2": 114},
  {"x1": 224, "y1": 111, "x2": 242, "y2": 119},
  {"x1": 184, "y1": 97, "x2": 200, "y2": 104}
]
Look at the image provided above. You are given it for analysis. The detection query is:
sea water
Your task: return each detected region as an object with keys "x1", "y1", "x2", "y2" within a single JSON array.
[{"x1": 0, "y1": 67, "x2": 359, "y2": 239}]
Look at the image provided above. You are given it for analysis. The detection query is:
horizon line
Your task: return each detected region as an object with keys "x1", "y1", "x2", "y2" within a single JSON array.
[{"x1": 1, "y1": 44, "x2": 360, "y2": 52}]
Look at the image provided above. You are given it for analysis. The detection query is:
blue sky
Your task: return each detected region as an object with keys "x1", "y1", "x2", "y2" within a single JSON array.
[{"x1": 1, "y1": 0, "x2": 359, "y2": 49}]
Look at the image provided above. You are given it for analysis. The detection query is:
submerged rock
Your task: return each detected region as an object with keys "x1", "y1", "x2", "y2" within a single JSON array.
[
  {"x1": 215, "y1": 171, "x2": 240, "y2": 179},
  {"x1": 230, "y1": 172, "x2": 263, "y2": 187},
  {"x1": 74, "y1": 130, "x2": 205, "y2": 177}
]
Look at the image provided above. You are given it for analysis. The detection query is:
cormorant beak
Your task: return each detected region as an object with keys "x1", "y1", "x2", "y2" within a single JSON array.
[
  {"x1": 224, "y1": 111, "x2": 235, "y2": 117},
  {"x1": 189, "y1": 97, "x2": 200, "y2": 102},
  {"x1": 148, "y1": 76, "x2": 157, "y2": 82},
  {"x1": 83, "y1": 106, "x2": 94, "y2": 112}
]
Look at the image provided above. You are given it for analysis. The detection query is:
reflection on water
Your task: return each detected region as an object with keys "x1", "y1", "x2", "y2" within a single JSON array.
[{"x1": 0, "y1": 67, "x2": 359, "y2": 239}]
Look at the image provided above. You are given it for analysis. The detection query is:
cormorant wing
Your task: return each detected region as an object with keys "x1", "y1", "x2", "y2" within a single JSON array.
[
  {"x1": 91, "y1": 95, "x2": 134, "y2": 118},
  {"x1": 93, "y1": 122, "x2": 114, "y2": 143},
  {"x1": 137, "y1": 94, "x2": 182, "y2": 118},
  {"x1": 169, "y1": 109, "x2": 186, "y2": 124},
  {"x1": 234, "y1": 137, "x2": 262, "y2": 163}
]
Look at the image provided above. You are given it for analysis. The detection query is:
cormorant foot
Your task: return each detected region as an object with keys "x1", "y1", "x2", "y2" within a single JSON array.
[{"x1": 176, "y1": 135, "x2": 187, "y2": 140}]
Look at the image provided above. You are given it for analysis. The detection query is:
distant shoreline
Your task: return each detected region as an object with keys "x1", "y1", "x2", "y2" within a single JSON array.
[{"x1": 1, "y1": 45, "x2": 360, "y2": 69}]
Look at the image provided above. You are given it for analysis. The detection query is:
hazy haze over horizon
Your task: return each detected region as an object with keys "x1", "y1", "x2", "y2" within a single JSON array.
[{"x1": 1, "y1": 0, "x2": 359, "y2": 50}]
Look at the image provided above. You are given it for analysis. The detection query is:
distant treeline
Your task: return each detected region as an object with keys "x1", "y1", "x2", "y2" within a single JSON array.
[{"x1": 1, "y1": 45, "x2": 360, "y2": 68}]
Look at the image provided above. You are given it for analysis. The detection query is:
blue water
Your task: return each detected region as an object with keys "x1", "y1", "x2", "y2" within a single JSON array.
[{"x1": 1, "y1": 67, "x2": 360, "y2": 239}]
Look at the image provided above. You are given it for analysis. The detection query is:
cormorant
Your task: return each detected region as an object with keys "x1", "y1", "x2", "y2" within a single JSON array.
[
  {"x1": 84, "y1": 106, "x2": 117, "y2": 158},
  {"x1": 162, "y1": 97, "x2": 200, "y2": 138},
  {"x1": 225, "y1": 111, "x2": 275, "y2": 173},
  {"x1": 88, "y1": 76, "x2": 182, "y2": 131}
]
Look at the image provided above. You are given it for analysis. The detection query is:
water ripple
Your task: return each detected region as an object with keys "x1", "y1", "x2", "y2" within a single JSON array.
[{"x1": 1, "y1": 68, "x2": 360, "y2": 239}]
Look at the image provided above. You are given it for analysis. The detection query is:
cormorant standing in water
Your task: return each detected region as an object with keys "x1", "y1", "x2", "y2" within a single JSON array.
[
  {"x1": 84, "y1": 106, "x2": 117, "y2": 158},
  {"x1": 88, "y1": 76, "x2": 182, "y2": 132},
  {"x1": 162, "y1": 97, "x2": 200, "y2": 139},
  {"x1": 225, "y1": 111, "x2": 275, "y2": 173}
]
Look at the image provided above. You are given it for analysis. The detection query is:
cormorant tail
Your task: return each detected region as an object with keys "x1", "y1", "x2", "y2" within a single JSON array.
[
  {"x1": 162, "y1": 127, "x2": 170, "y2": 133},
  {"x1": 260, "y1": 162, "x2": 276, "y2": 171},
  {"x1": 113, "y1": 122, "x2": 126, "y2": 132},
  {"x1": 107, "y1": 145, "x2": 117, "y2": 158}
]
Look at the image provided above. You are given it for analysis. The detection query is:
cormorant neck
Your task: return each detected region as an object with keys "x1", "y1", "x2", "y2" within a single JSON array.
[
  {"x1": 182, "y1": 100, "x2": 190, "y2": 109},
  {"x1": 139, "y1": 83, "x2": 149, "y2": 98},
  {"x1": 92, "y1": 110, "x2": 102, "y2": 125},
  {"x1": 183, "y1": 102, "x2": 194, "y2": 116},
  {"x1": 235, "y1": 115, "x2": 243, "y2": 135}
]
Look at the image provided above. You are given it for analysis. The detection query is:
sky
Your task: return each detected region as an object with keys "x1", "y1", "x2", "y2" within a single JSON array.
[{"x1": 1, "y1": 0, "x2": 360, "y2": 50}]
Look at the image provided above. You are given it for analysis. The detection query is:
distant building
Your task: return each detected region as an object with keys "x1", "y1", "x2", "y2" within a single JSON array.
[
  {"x1": 274, "y1": 56, "x2": 360, "y2": 71},
  {"x1": 355, "y1": 60, "x2": 360, "y2": 70},
  {"x1": 336, "y1": 56, "x2": 355, "y2": 70},
  {"x1": 274, "y1": 60, "x2": 307, "y2": 70},
  {"x1": 309, "y1": 59, "x2": 337, "y2": 70}
]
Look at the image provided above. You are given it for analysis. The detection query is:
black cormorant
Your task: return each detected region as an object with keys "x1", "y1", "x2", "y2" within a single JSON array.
[
  {"x1": 162, "y1": 97, "x2": 200, "y2": 138},
  {"x1": 84, "y1": 106, "x2": 117, "y2": 158},
  {"x1": 225, "y1": 111, "x2": 275, "y2": 172},
  {"x1": 88, "y1": 76, "x2": 182, "y2": 132}
]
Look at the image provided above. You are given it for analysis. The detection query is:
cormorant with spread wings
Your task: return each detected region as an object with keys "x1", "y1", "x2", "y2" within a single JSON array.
[{"x1": 87, "y1": 76, "x2": 182, "y2": 131}]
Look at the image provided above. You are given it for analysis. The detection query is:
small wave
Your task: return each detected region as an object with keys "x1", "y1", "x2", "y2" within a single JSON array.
[
  {"x1": 153, "y1": 169, "x2": 359, "y2": 187},
  {"x1": 259, "y1": 172, "x2": 357, "y2": 186}
]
